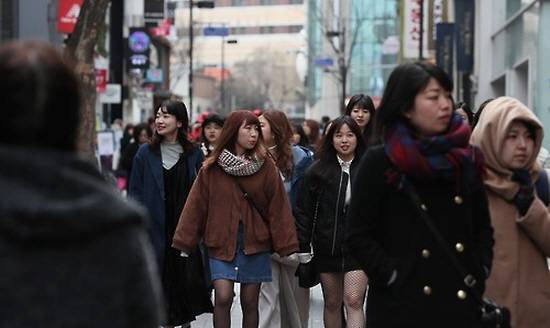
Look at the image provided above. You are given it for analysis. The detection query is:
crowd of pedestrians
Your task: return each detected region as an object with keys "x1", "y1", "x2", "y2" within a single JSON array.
[{"x1": 2, "y1": 40, "x2": 550, "y2": 328}]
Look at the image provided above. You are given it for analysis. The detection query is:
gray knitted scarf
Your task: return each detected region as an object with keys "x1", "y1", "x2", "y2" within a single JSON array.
[{"x1": 217, "y1": 149, "x2": 264, "y2": 176}]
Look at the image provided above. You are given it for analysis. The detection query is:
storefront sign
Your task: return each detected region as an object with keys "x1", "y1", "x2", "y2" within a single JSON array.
[
  {"x1": 436, "y1": 23, "x2": 454, "y2": 80},
  {"x1": 455, "y1": 0, "x2": 475, "y2": 72},
  {"x1": 57, "y1": 0, "x2": 84, "y2": 33},
  {"x1": 402, "y1": 0, "x2": 429, "y2": 59},
  {"x1": 127, "y1": 27, "x2": 151, "y2": 70}
]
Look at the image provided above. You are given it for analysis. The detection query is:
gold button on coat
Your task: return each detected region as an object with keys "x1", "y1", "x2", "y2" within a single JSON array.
[
  {"x1": 422, "y1": 249, "x2": 430, "y2": 258},
  {"x1": 455, "y1": 243, "x2": 464, "y2": 252},
  {"x1": 423, "y1": 286, "x2": 432, "y2": 295},
  {"x1": 457, "y1": 290, "x2": 467, "y2": 300},
  {"x1": 454, "y1": 196, "x2": 463, "y2": 204}
]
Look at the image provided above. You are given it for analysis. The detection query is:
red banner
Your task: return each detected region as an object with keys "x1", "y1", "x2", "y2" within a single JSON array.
[
  {"x1": 57, "y1": 0, "x2": 84, "y2": 34},
  {"x1": 95, "y1": 69, "x2": 107, "y2": 93}
]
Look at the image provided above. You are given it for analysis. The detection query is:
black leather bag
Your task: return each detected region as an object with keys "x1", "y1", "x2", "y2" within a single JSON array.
[
  {"x1": 296, "y1": 261, "x2": 320, "y2": 288},
  {"x1": 295, "y1": 195, "x2": 321, "y2": 288},
  {"x1": 407, "y1": 186, "x2": 510, "y2": 328},
  {"x1": 480, "y1": 298, "x2": 511, "y2": 328}
]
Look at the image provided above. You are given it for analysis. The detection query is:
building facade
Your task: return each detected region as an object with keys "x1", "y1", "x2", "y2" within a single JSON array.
[
  {"x1": 0, "y1": 0, "x2": 63, "y2": 45},
  {"x1": 305, "y1": 0, "x2": 399, "y2": 121},
  {"x1": 173, "y1": 0, "x2": 307, "y2": 117},
  {"x1": 474, "y1": 0, "x2": 550, "y2": 147}
]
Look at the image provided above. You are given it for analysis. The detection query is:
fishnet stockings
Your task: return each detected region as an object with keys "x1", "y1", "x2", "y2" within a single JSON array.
[
  {"x1": 319, "y1": 270, "x2": 368, "y2": 328},
  {"x1": 344, "y1": 270, "x2": 368, "y2": 328}
]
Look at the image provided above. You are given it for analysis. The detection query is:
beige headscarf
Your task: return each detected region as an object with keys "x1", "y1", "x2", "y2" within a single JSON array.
[{"x1": 470, "y1": 97, "x2": 543, "y2": 201}]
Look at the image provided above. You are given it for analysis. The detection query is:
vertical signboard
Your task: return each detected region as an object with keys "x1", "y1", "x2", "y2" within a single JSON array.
[
  {"x1": 402, "y1": 0, "x2": 430, "y2": 59},
  {"x1": 127, "y1": 27, "x2": 151, "y2": 70},
  {"x1": 436, "y1": 23, "x2": 455, "y2": 80},
  {"x1": 57, "y1": 0, "x2": 84, "y2": 33},
  {"x1": 455, "y1": 0, "x2": 475, "y2": 72},
  {"x1": 95, "y1": 69, "x2": 108, "y2": 92},
  {"x1": 428, "y1": 0, "x2": 448, "y2": 50}
]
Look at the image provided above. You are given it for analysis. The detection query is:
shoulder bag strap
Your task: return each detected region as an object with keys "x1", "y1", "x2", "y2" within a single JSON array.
[
  {"x1": 406, "y1": 185, "x2": 485, "y2": 305},
  {"x1": 234, "y1": 178, "x2": 268, "y2": 223}
]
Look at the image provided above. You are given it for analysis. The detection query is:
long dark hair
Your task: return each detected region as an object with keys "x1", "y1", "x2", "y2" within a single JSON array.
[
  {"x1": 472, "y1": 98, "x2": 494, "y2": 128},
  {"x1": 203, "y1": 110, "x2": 266, "y2": 168},
  {"x1": 133, "y1": 123, "x2": 153, "y2": 144},
  {"x1": 292, "y1": 123, "x2": 310, "y2": 148},
  {"x1": 455, "y1": 101, "x2": 474, "y2": 125},
  {"x1": 261, "y1": 110, "x2": 294, "y2": 179},
  {"x1": 372, "y1": 62, "x2": 453, "y2": 145},
  {"x1": 313, "y1": 116, "x2": 366, "y2": 185},
  {"x1": 304, "y1": 119, "x2": 321, "y2": 149},
  {"x1": 345, "y1": 93, "x2": 376, "y2": 144},
  {"x1": 151, "y1": 100, "x2": 194, "y2": 152}
]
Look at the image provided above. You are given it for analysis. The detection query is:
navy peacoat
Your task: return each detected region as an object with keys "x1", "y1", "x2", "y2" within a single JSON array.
[
  {"x1": 129, "y1": 144, "x2": 203, "y2": 265},
  {"x1": 346, "y1": 145, "x2": 494, "y2": 328}
]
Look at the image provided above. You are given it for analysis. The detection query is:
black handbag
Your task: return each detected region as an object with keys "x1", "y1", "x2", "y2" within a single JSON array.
[
  {"x1": 296, "y1": 196, "x2": 321, "y2": 288},
  {"x1": 296, "y1": 261, "x2": 320, "y2": 288},
  {"x1": 406, "y1": 185, "x2": 511, "y2": 328}
]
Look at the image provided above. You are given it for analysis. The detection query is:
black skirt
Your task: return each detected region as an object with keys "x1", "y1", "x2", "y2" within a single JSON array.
[
  {"x1": 162, "y1": 155, "x2": 213, "y2": 326},
  {"x1": 313, "y1": 252, "x2": 362, "y2": 273}
]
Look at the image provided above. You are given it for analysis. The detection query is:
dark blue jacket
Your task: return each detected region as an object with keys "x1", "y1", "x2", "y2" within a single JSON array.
[
  {"x1": 129, "y1": 144, "x2": 204, "y2": 264},
  {"x1": 287, "y1": 145, "x2": 314, "y2": 208}
]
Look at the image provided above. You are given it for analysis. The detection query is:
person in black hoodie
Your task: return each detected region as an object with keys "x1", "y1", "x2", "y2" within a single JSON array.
[
  {"x1": 0, "y1": 40, "x2": 163, "y2": 327},
  {"x1": 295, "y1": 116, "x2": 367, "y2": 328}
]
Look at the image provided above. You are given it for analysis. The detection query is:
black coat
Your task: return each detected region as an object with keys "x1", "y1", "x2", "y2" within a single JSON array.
[
  {"x1": 0, "y1": 146, "x2": 163, "y2": 327},
  {"x1": 295, "y1": 157, "x2": 359, "y2": 258},
  {"x1": 346, "y1": 145, "x2": 494, "y2": 328}
]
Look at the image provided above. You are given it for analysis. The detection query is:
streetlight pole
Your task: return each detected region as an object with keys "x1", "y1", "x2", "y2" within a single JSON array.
[
  {"x1": 187, "y1": 0, "x2": 214, "y2": 122},
  {"x1": 220, "y1": 35, "x2": 225, "y2": 113},
  {"x1": 419, "y1": 0, "x2": 424, "y2": 60},
  {"x1": 189, "y1": 1, "x2": 194, "y2": 120},
  {"x1": 220, "y1": 38, "x2": 237, "y2": 113}
]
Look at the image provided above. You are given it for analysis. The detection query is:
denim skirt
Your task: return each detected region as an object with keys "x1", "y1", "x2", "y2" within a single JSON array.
[{"x1": 209, "y1": 223, "x2": 272, "y2": 283}]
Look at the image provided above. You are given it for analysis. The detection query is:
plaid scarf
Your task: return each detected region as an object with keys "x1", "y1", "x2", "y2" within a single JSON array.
[
  {"x1": 217, "y1": 149, "x2": 265, "y2": 176},
  {"x1": 384, "y1": 113, "x2": 485, "y2": 189}
]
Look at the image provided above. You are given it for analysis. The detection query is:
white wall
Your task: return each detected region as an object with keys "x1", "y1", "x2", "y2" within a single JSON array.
[{"x1": 473, "y1": 0, "x2": 496, "y2": 108}]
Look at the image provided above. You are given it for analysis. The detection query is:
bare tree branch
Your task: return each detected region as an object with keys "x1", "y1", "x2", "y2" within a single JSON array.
[
  {"x1": 345, "y1": 4, "x2": 367, "y2": 69},
  {"x1": 311, "y1": 0, "x2": 368, "y2": 113}
]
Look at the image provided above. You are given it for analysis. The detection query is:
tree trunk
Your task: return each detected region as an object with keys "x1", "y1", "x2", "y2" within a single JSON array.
[{"x1": 64, "y1": 0, "x2": 111, "y2": 160}]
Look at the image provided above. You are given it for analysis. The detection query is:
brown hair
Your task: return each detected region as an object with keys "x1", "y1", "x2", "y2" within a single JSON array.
[
  {"x1": 304, "y1": 119, "x2": 321, "y2": 149},
  {"x1": 203, "y1": 110, "x2": 266, "y2": 168},
  {"x1": 262, "y1": 110, "x2": 294, "y2": 179}
]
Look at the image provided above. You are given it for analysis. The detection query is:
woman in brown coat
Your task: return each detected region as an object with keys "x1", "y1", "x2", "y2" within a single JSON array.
[
  {"x1": 471, "y1": 96, "x2": 550, "y2": 328},
  {"x1": 172, "y1": 110, "x2": 298, "y2": 328}
]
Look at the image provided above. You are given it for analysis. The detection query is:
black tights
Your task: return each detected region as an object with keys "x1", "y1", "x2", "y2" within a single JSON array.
[{"x1": 213, "y1": 279, "x2": 261, "y2": 328}]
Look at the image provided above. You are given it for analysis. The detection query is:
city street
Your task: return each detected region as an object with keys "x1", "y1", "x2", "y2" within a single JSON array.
[{"x1": 192, "y1": 285, "x2": 325, "y2": 328}]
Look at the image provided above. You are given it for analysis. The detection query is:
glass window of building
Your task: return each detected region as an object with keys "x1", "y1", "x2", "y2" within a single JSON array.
[{"x1": 506, "y1": 0, "x2": 534, "y2": 18}]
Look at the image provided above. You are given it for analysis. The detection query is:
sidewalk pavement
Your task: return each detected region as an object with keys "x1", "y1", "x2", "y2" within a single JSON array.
[{"x1": 191, "y1": 285, "x2": 324, "y2": 328}]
